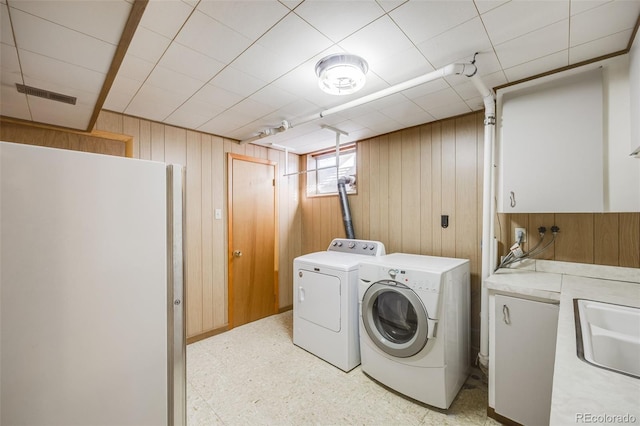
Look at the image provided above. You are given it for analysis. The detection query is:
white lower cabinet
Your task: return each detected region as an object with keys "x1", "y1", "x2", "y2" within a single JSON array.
[{"x1": 492, "y1": 294, "x2": 559, "y2": 426}]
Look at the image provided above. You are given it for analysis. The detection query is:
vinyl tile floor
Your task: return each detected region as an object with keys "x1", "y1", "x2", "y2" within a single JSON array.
[{"x1": 187, "y1": 311, "x2": 502, "y2": 426}]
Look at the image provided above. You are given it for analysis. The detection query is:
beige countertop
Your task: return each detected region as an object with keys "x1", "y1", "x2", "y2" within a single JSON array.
[
  {"x1": 550, "y1": 275, "x2": 640, "y2": 425},
  {"x1": 486, "y1": 261, "x2": 640, "y2": 425}
]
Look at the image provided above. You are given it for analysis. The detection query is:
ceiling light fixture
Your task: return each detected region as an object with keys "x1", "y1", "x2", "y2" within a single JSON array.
[{"x1": 315, "y1": 54, "x2": 368, "y2": 96}]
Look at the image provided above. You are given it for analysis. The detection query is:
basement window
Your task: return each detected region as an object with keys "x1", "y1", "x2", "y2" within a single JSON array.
[{"x1": 306, "y1": 144, "x2": 357, "y2": 197}]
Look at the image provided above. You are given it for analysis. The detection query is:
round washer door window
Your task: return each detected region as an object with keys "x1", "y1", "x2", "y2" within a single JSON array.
[{"x1": 362, "y1": 281, "x2": 429, "y2": 358}]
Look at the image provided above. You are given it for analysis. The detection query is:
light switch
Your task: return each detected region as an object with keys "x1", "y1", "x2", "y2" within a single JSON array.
[{"x1": 215, "y1": 209, "x2": 222, "y2": 220}]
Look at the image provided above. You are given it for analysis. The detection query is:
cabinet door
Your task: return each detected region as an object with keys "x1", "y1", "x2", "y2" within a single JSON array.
[
  {"x1": 494, "y1": 294, "x2": 559, "y2": 426},
  {"x1": 498, "y1": 68, "x2": 603, "y2": 212}
]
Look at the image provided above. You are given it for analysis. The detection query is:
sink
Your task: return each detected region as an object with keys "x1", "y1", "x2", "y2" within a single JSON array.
[{"x1": 574, "y1": 299, "x2": 640, "y2": 379}]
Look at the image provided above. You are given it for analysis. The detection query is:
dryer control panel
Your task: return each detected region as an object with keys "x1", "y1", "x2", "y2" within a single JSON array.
[{"x1": 327, "y1": 238, "x2": 386, "y2": 256}]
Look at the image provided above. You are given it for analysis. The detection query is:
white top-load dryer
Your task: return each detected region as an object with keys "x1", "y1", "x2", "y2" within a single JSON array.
[
  {"x1": 293, "y1": 239, "x2": 385, "y2": 372},
  {"x1": 358, "y1": 253, "x2": 470, "y2": 409}
]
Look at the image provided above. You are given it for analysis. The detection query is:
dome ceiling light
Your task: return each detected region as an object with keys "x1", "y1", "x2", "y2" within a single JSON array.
[{"x1": 315, "y1": 54, "x2": 368, "y2": 96}]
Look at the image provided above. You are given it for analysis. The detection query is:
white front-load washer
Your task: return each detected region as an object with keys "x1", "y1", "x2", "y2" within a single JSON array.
[
  {"x1": 358, "y1": 253, "x2": 470, "y2": 409},
  {"x1": 293, "y1": 239, "x2": 385, "y2": 372}
]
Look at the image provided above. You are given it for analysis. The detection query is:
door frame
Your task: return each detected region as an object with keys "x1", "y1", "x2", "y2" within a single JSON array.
[{"x1": 227, "y1": 153, "x2": 279, "y2": 328}]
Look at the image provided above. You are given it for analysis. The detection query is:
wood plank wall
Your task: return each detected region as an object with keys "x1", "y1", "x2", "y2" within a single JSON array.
[
  {"x1": 4, "y1": 111, "x2": 302, "y2": 340},
  {"x1": 301, "y1": 110, "x2": 640, "y2": 362}
]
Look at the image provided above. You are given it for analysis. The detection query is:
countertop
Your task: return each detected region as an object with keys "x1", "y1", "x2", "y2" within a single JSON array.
[
  {"x1": 550, "y1": 275, "x2": 640, "y2": 425},
  {"x1": 486, "y1": 260, "x2": 640, "y2": 425}
]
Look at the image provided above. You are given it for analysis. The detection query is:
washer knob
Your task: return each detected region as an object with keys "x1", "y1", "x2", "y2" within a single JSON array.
[
  {"x1": 332, "y1": 241, "x2": 338, "y2": 246},
  {"x1": 337, "y1": 241, "x2": 343, "y2": 247},
  {"x1": 369, "y1": 245, "x2": 375, "y2": 250},
  {"x1": 362, "y1": 243, "x2": 368, "y2": 249},
  {"x1": 348, "y1": 242, "x2": 356, "y2": 249},
  {"x1": 388, "y1": 269, "x2": 399, "y2": 278}
]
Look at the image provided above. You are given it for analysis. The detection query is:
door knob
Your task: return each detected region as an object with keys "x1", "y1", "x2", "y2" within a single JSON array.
[{"x1": 233, "y1": 250, "x2": 243, "y2": 257}]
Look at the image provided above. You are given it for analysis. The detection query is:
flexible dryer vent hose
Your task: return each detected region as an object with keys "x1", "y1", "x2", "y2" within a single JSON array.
[{"x1": 337, "y1": 177, "x2": 355, "y2": 239}]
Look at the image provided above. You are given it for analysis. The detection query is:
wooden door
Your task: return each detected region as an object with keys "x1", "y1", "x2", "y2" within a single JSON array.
[{"x1": 227, "y1": 153, "x2": 278, "y2": 328}]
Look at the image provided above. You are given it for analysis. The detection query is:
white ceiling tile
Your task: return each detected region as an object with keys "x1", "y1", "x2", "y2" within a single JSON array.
[
  {"x1": 9, "y1": 0, "x2": 131, "y2": 45},
  {"x1": 339, "y1": 16, "x2": 414, "y2": 67},
  {"x1": 351, "y1": 110, "x2": 401, "y2": 133},
  {"x1": 192, "y1": 83, "x2": 243, "y2": 112},
  {"x1": 494, "y1": 20, "x2": 569, "y2": 69},
  {"x1": 139, "y1": 0, "x2": 194, "y2": 39},
  {"x1": 380, "y1": 99, "x2": 433, "y2": 126},
  {"x1": 427, "y1": 101, "x2": 473, "y2": 120},
  {"x1": 145, "y1": 66, "x2": 204, "y2": 96},
  {"x1": 389, "y1": 0, "x2": 478, "y2": 45},
  {"x1": 164, "y1": 107, "x2": 212, "y2": 130},
  {"x1": 570, "y1": 0, "x2": 640, "y2": 46},
  {"x1": 254, "y1": 14, "x2": 333, "y2": 74},
  {"x1": 0, "y1": 84, "x2": 30, "y2": 119},
  {"x1": 280, "y1": 0, "x2": 304, "y2": 10},
  {"x1": 28, "y1": 93, "x2": 97, "y2": 129},
  {"x1": 452, "y1": 70, "x2": 507, "y2": 101},
  {"x1": 209, "y1": 66, "x2": 267, "y2": 98},
  {"x1": 249, "y1": 85, "x2": 298, "y2": 110},
  {"x1": 1, "y1": 3, "x2": 14, "y2": 46},
  {"x1": 176, "y1": 10, "x2": 252, "y2": 63},
  {"x1": 1, "y1": 42, "x2": 20, "y2": 74},
  {"x1": 474, "y1": 0, "x2": 509, "y2": 15},
  {"x1": 126, "y1": 26, "x2": 171, "y2": 63},
  {"x1": 227, "y1": 98, "x2": 275, "y2": 122},
  {"x1": 196, "y1": 0, "x2": 289, "y2": 40},
  {"x1": 182, "y1": 0, "x2": 198, "y2": 7},
  {"x1": 294, "y1": 0, "x2": 385, "y2": 42},
  {"x1": 11, "y1": 9, "x2": 116, "y2": 73},
  {"x1": 480, "y1": 0, "x2": 569, "y2": 45},
  {"x1": 198, "y1": 110, "x2": 254, "y2": 135},
  {"x1": 377, "y1": 1, "x2": 409, "y2": 13},
  {"x1": 412, "y1": 87, "x2": 469, "y2": 117},
  {"x1": 503, "y1": 51, "x2": 569, "y2": 82},
  {"x1": 401, "y1": 79, "x2": 450, "y2": 100},
  {"x1": 125, "y1": 84, "x2": 190, "y2": 121},
  {"x1": 103, "y1": 75, "x2": 139, "y2": 112},
  {"x1": 159, "y1": 43, "x2": 225, "y2": 82},
  {"x1": 417, "y1": 17, "x2": 491, "y2": 69},
  {"x1": 20, "y1": 50, "x2": 105, "y2": 96},
  {"x1": 368, "y1": 47, "x2": 434, "y2": 86},
  {"x1": 569, "y1": 29, "x2": 633, "y2": 63},
  {"x1": 273, "y1": 98, "x2": 323, "y2": 123},
  {"x1": 570, "y1": 0, "x2": 613, "y2": 16},
  {"x1": 117, "y1": 54, "x2": 155, "y2": 82}
]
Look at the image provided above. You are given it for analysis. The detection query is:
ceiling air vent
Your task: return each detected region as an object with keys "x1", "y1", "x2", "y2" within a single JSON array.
[{"x1": 16, "y1": 83, "x2": 76, "y2": 105}]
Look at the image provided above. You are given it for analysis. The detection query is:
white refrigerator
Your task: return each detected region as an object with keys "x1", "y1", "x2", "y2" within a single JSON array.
[{"x1": 0, "y1": 142, "x2": 185, "y2": 425}]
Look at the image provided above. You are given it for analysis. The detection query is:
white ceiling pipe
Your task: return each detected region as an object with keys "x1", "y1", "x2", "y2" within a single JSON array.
[
  {"x1": 472, "y1": 72, "x2": 497, "y2": 373},
  {"x1": 290, "y1": 62, "x2": 477, "y2": 128},
  {"x1": 240, "y1": 62, "x2": 477, "y2": 144}
]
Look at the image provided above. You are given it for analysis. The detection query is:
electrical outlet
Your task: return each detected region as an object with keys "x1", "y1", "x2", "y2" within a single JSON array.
[{"x1": 515, "y1": 227, "x2": 526, "y2": 243}]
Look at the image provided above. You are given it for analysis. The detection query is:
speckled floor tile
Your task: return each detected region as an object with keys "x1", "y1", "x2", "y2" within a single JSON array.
[{"x1": 187, "y1": 311, "x2": 496, "y2": 426}]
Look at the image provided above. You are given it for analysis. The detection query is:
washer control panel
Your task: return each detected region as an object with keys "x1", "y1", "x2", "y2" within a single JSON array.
[
  {"x1": 385, "y1": 268, "x2": 442, "y2": 293},
  {"x1": 327, "y1": 239, "x2": 386, "y2": 256}
]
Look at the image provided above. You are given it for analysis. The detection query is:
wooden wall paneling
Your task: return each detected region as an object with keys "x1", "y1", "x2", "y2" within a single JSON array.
[
  {"x1": 554, "y1": 214, "x2": 594, "y2": 263},
  {"x1": 368, "y1": 137, "x2": 381, "y2": 242},
  {"x1": 401, "y1": 127, "x2": 421, "y2": 254},
  {"x1": 96, "y1": 111, "x2": 123, "y2": 134},
  {"x1": 594, "y1": 213, "x2": 620, "y2": 266},
  {"x1": 377, "y1": 135, "x2": 390, "y2": 247},
  {"x1": 527, "y1": 213, "x2": 556, "y2": 260},
  {"x1": 138, "y1": 120, "x2": 151, "y2": 160},
  {"x1": 286, "y1": 152, "x2": 301, "y2": 307},
  {"x1": 619, "y1": 213, "x2": 640, "y2": 267},
  {"x1": 320, "y1": 196, "x2": 333, "y2": 248},
  {"x1": 440, "y1": 120, "x2": 456, "y2": 258},
  {"x1": 200, "y1": 134, "x2": 215, "y2": 331},
  {"x1": 431, "y1": 123, "x2": 443, "y2": 255},
  {"x1": 185, "y1": 131, "x2": 203, "y2": 337},
  {"x1": 420, "y1": 124, "x2": 434, "y2": 255},
  {"x1": 358, "y1": 140, "x2": 371, "y2": 240},
  {"x1": 150, "y1": 122, "x2": 165, "y2": 162},
  {"x1": 269, "y1": 149, "x2": 287, "y2": 308},
  {"x1": 123, "y1": 115, "x2": 140, "y2": 158},
  {"x1": 388, "y1": 132, "x2": 403, "y2": 253},
  {"x1": 454, "y1": 114, "x2": 479, "y2": 265},
  {"x1": 472, "y1": 112, "x2": 484, "y2": 359},
  {"x1": 212, "y1": 136, "x2": 226, "y2": 328},
  {"x1": 164, "y1": 126, "x2": 187, "y2": 165},
  {"x1": 300, "y1": 156, "x2": 313, "y2": 255}
]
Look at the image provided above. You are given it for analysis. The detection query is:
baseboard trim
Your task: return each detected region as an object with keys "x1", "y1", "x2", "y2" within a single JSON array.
[
  {"x1": 186, "y1": 326, "x2": 229, "y2": 345},
  {"x1": 279, "y1": 304, "x2": 292, "y2": 313},
  {"x1": 487, "y1": 406, "x2": 522, "y2": 426}
]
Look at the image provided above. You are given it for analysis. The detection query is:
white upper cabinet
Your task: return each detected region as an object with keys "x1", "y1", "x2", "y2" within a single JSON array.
[
  {"x1": 497, "y1": 55, "x2": 640, "y2": 213},
  {"x1": 497, "y1": 68, "x2": 604, "y2": 213}
]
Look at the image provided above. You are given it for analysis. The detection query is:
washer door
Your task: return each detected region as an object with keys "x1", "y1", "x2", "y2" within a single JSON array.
[{"x1": 362, "y1": 280, "x2": 429, "y2": 358}]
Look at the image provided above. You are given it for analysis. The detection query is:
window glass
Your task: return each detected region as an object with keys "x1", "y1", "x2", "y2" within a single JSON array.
[{"x1": 306, "y1": 145, "x2": 356, "y2": 196}]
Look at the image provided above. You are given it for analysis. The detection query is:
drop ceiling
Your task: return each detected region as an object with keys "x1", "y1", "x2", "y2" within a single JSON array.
[{"x1": 1, "y1": 0, "x2": 639, "y2": 154}]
